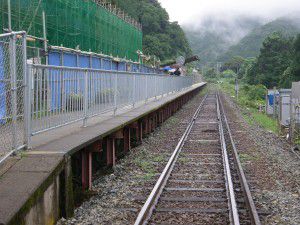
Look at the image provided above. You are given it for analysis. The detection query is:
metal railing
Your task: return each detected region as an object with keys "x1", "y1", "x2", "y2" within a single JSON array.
[
  {"x1": 28, "y1": 64, "x2": 193, "y2": 138},
  {"x1": 0, "y1": 31, "x2": 28, "y2": 162},
  {"x1": 0, "y1": 31, "x2": 196, "y2": 162},
  {"x1": 290, "y1": 98, "x2": 300, "y2": 142}
]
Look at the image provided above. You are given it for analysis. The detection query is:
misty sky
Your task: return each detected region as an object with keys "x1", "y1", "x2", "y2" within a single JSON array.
[{"x1": 158, "y1": 0, "x2": 300, "y2": 26}]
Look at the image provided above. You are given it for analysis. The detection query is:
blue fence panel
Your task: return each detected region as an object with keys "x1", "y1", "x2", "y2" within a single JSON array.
[
  {"x1": 140, "y1": 65, "x2": 144, "y2": 73},
  {"x1": 92, "y1": 57, "x2": 101, "y2": 69},
  {"x1": 118, "y1": 62, "x2": 126, "y2": 71},
  {"x1": 48, "y1": 52, "x2": 61, "y2": 66},
  {"x1": 63, "y1": 53, "x2": 77, "y2": 67},
  {"x1": 112, "y1": 61, "x2": 118, "y2": 71},
  {"x1": 131, "y1": 63, "x2": 139, "y2": 72},
  {"x1": 90, "y1": 57, "x2": 101, "y2": 103},
  {"x1": 141, "y1": 65, "x2": 147, "y2": 73},
  {"x1": 103, "y1": 59, "x2": 111, "y2": 70},
  {"x1": 63, "y1": 53, "x2": 78, "y2": 100},
  {"x1": 79, "y1": 55, "x2": 90, "y2": 68}
]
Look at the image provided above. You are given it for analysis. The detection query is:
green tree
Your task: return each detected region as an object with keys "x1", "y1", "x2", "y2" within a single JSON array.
[
  {"x1": 222, "y1": 56, "x2": 245, "y2": 74},
  {"x1": 222, "y1": 69, "x2": 237, "y2": 78},
  {"x1": 111, "y1": 0, "x2": 192, "y2": 61},
  {"x1": 246, "y1": 32, "x2": 293, "y2": 88},
  {"x1": 238, "y1": 57, "x2": 256, "y2": 80},
  {"x1": 289, "y1": 34, "x2": 300, "y2": 84},
  {"x1": 204, "y1": 68, "x2": 218, "y2": 79}
]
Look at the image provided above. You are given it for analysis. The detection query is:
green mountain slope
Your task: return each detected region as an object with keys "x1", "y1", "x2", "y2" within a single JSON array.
[
  {"x1": 218, "y1": 18, "x2": 300, "y2": 62},
  {"x1": 111, "y1": 0, "x2": 192, "y2": 61}
]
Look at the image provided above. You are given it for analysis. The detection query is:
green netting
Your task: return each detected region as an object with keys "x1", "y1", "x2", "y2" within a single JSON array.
[{"x1": 0, "y1": 0, "x2": 143, "y2": 61}]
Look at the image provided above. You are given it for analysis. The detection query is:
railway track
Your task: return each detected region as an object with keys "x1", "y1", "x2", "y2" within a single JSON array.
[{"x1": 134, "y1": 93, "x2": 261, "y2": 225}]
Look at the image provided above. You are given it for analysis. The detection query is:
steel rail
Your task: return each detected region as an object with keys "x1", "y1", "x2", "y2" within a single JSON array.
[
  {"x1": 134, "y1": 94, "x2": 208, "y2": 225},
  {"x1": 216, "y1": 93, "x2": 240, "y2": 225},
  {"x1": 218, "y1": 93, "x2": 261, "y2": 225}
]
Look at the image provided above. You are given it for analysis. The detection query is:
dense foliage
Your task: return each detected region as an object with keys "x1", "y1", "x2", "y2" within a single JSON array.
[
  {"x1": 203, "y1": 32, "x2": 300, "y2": 117},
  {"x1": 111, "y1": 0, "x2": 192, "y2": 61},
  {"x1": 243, "y1": 33, "x2": 294, "y2": 88},
  {"x1": 205, "y1": 32, "x2": 300, "y2": 90},
  {"x1": 281, "y1": 34, "x2": 300, "y2": 87}
]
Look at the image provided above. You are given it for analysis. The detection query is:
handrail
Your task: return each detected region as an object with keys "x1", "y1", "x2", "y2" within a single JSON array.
[{"x1": 30, "y1": 64, "x2": 191, "y2": 78}]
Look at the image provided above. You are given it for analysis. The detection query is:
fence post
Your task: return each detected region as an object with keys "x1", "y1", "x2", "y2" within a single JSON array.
[
  {"x1": 9, "y1": 33, "x2": 18, "y2": 152},
  {"x1": 166, "y1": 77, "x2": 170, "y2": 96},
  {"x1": 59, "y1": 52, "x2": 65, "y2": 114},
  {"x1": 145, "y1": 75, "x2": 148, "y2": 103},
  {"x1": 155, "y1": 75, "x2": 157, "y2": 100},
  {"x1": 132, "y1": 74, "x2": 136, "y2": 107},
  {"x1": 23, "y1": 33, "x2": 31, "y2": 149},
  {"x1": 83, "y1": 69, "x2": 88, "y2": 127},
  {"x1": 114, "y1": 73, "x2": 118, "y2": 115},
  {"x1": 25, "y1": 63, "x2": 32, "y2": 149}
]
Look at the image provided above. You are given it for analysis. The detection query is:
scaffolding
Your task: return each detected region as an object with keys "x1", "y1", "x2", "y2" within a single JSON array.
[{"x1": 0, "y1": 0, "x2": 143, "y2": 61}]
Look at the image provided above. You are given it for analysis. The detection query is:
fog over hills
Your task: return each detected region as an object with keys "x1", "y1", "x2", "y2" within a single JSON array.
[
  {"x1": 184, "y1": 14, "x2": 300, "y2": 66},
  {"x1": 218, "y1": 17, "x2": 300, "y2": 62}
]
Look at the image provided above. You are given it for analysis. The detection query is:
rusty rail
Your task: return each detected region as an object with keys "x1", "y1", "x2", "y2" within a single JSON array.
[{"x1": 218, "y1": 93, "x2": 261, "y2": 225}]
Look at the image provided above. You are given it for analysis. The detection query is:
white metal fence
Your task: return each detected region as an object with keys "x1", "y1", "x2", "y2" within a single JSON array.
[
  {"x1": 0, "y1": 31, "x2": 28, "y2": 161},
  {"x1": 290, "y1": 98, "x2": 300, "y2": 141},
  {"x1": 28, "y1": 64, "x2": 193, "y2": 137},
  {"x1": 0, "y1": 31, "x2": 195, "y2": 161}
]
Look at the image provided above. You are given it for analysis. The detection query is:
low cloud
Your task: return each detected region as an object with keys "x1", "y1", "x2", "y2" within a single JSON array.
[{"x1": 159, "y1": 0, "x2": 300, "y2": 26}]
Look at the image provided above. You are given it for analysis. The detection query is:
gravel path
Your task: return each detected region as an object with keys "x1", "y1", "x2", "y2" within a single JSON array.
[
  {"x1": 221, "y1": 92, "x2": 300, "y2": 225},
  {"x1": 58, "y1": 91, "x2": 207, "y2": 225}
]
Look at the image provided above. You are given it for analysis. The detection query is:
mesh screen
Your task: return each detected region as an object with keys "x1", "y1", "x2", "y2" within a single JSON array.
[{"x1": 0, "y1": 0, "x2": 142, "y2": 61}]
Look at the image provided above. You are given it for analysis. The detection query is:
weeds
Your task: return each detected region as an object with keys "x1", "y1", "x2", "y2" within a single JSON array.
[
  {"x1": 152, "y1": 155, "x2": 164, "y2": 162},
  {"x1": 178, "y1": 157, "x2": 189, "y2": 163},
  {"x1": 239, "y1": 153, "x2": 259, "y2": 163},
  {"x1": 218, "y1": 79, "x2": 279, "y2": 134}
]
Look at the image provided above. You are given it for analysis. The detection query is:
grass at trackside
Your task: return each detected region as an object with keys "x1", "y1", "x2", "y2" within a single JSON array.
[
  {"x1": 216, "y1": 79, "x2": 279, "y2": 134},
  {"x1": 244, "y1": 108, "x2": 279, "y2": 133}
]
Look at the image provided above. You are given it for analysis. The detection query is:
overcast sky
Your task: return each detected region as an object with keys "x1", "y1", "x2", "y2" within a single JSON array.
[{"x1": 158, "y1": 0, "x2": 300, "y2": 26}]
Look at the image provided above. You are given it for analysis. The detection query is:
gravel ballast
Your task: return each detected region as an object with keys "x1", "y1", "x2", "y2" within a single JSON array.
[
  {"x1": 58, "y1": 89, "x2": 300, "y2": 225},
  {"x1": 221, "y1": 92, "x2": 300, "y2": 225},
  {"x1": 58, "y1": 91, "x2": 207, "y2": 225}
]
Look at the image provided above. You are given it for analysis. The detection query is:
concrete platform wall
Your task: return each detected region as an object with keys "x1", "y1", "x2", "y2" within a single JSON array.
[{"x1": 24, "y1": 176, "x2": 60, "y2": 225}]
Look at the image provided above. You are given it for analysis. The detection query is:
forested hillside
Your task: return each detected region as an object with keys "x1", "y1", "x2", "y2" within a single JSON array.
[
  {"x1": 218, "y1": 18, "x2": 300, "y2": 62},
  {"x1": 111, "y1": 0, "x2": 192, "y2": 61}
]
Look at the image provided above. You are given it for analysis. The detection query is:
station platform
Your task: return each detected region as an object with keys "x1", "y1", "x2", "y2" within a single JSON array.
[{"x1": 0, "y1": 82, "x2": 206, "y2": 225}]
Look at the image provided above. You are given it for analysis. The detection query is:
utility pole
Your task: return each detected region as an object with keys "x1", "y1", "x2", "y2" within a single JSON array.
[
  {"x1": 8, "y1": 0, "x2": 12, "y2": 31},
  {"x1": 216, "y1": 62, "x2": 222, "y2": 75},
  {"x1": 42, "y1": 11, "x2": 48, "y2": 64},
  {"x1": 235, "y1": 78, "x2": 239, "y2": 100}
]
